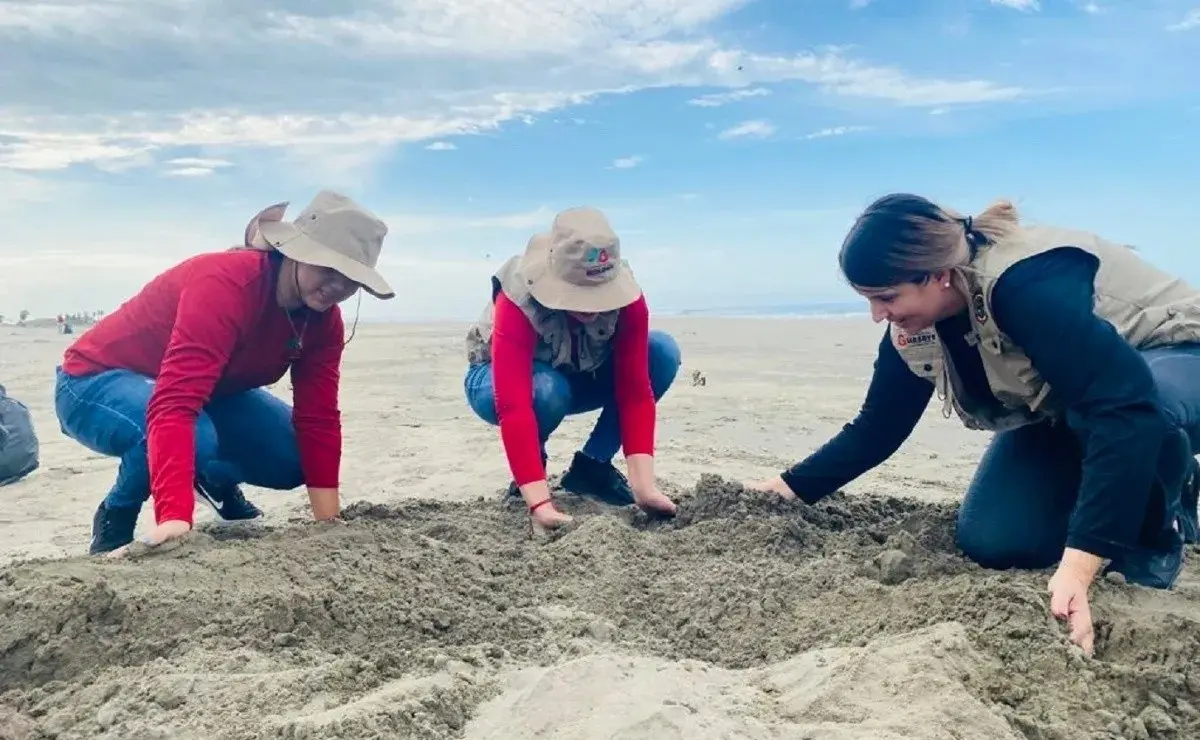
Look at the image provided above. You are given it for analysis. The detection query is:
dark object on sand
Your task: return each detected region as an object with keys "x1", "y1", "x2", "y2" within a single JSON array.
[
  {"x1": 691, "y1": 370, "x2": 707, "y2": 387},
  {"x1": 0, "y1": 384, "x2": 39, "y2": 486}
]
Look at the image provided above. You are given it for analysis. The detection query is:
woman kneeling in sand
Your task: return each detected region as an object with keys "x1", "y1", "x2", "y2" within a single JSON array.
[
  {"x1": 753, "y1": 193, "x2": 1200, "y2": 654},
  {"x1": 55, "y1": 191, "x2": 393, "y2": 557},
  {"x1": 464, "y1": 207, "x2": 681, "y2": 528}
]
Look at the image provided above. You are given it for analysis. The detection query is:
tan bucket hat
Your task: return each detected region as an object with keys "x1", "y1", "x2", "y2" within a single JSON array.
[
  {"x1": 518, "y1": 207, "x2": 641, "y2": 313},
  {"x1": 244, "y1": 190, "x2": 394, "y2": 300}
]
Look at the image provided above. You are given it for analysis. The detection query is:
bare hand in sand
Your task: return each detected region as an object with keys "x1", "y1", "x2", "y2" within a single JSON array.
[
  {"x1": 522, "y1": 480, "x2": 573, "y2": 529},
  {"x1": 1048, "y1": 563, "x2": 1095, "y2": 656},
  {"x1": 531, "y1": 502, "x2": 573, "y2": 529},
  {"x1": 106, "y1": 519, "x2": 192, "y2": 559},
  {"x1": 746, "y1": 476, "x2": 797, "y2": 501},
  {"x1": 632, "y1": 484, "x2": 678, "y2": 517}
]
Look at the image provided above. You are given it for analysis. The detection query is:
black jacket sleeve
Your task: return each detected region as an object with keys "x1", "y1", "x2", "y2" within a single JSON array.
[
  {"x1": 780, "y1": 327, "x2": 933, "y2": 503},
  {"x1": 990, "y1": 247, "x2": 1171, "y2": 559}
]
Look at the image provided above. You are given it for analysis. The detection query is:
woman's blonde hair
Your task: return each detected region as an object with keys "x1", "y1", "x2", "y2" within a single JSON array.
[{"x1": 838, "y1": 193, "x2": 1020, "y2": 288}]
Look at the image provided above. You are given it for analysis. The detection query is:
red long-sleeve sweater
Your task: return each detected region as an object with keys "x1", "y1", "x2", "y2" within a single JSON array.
[
  {"x1": 491, "y1": 292, "x2": 655, "y2": 485},
  {"x1": 62, "y1": 250, "x2": 344, "y2": 525}
]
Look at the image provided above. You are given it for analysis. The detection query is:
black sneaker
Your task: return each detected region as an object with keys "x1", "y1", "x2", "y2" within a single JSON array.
[
  {"x1": 560, "y1": 451, "x2": 636, "y2": 506},
  {"x1": 89, "y1": 501, "x2": 138, "y2": 555},
  {"x1": 195, "y1": 479, "x2": 262, "y2": 521},
  {"x1": 1108, "y1": 540, "x2": 1185, "y2": 590}
]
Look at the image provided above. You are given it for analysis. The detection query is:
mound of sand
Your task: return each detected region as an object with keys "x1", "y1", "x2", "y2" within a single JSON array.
[{"x1": 1, "y1": 475, "x2": 1199, "y2": 740}]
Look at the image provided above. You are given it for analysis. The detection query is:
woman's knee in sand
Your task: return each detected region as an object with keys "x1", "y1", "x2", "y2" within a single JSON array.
[{"x1": 954, "y1": 514, "x2": 1062, "y2": 572}]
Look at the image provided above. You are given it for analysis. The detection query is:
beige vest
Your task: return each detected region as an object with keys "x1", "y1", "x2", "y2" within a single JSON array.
[
  {"x1": 465, "y1": 256, "x2": 621, "y2": 372},
  {"x1": 894, "y1": 224, "x2": 1200, "y2": 431}
]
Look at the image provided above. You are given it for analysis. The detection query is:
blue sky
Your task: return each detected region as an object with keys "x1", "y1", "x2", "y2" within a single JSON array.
[{"x1": 1, "y1": 0, "x2": 1197, "y2": 321}]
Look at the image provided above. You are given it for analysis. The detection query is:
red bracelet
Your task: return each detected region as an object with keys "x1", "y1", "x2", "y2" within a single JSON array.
[{"x1": 529, "y1": 497, "x2": 554, "y2": 514}]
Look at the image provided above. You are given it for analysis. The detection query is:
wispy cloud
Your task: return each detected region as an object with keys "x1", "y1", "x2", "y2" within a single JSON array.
[
  {"x1": 1167, "y1": 9, "x2": 1200, "y2": 31},
  {"x1": 687, "y1": 87, "x2": 771, "y2": 107},
  {"x1": 610, "y1": 155, "x2": 644, "y2": 169},
  {"x1": 805, "y1": 125, "x2": 870, "y2": 139},
  {"x1": 0, "y1": 0, "x2": 1027, "y2": 178},
  {"x1": 719, "y1": 120, "x2": 776, "y2": 139},
  {"x1": 161, "y1": 156, "x2": 232, "y2": 177},
  {"x1": 989, "y1": 0, "x2": 1041, "y2": 10},
  {"x1": 425, "y1": 141, "x2": 457, "y2": 151}
]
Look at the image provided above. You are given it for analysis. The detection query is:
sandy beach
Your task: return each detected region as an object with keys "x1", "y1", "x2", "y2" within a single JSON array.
[{"x1": 2, "y1": 316, "x2": 1198, "y2": 739}]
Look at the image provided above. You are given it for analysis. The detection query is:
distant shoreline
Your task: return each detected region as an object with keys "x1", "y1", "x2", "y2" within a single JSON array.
[{"x1": 1, "y1": 305, "x2": 870, "y2": 328}]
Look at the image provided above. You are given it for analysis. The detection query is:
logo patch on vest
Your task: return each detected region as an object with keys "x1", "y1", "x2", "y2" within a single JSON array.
[{"x1": 894, "y1": 327, "x2": 937, "y2": 348}]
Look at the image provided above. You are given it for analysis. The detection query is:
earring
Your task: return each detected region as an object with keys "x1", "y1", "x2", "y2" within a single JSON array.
[{"x1": 943, "y1": 282, "x2": 951, "y2": 288}]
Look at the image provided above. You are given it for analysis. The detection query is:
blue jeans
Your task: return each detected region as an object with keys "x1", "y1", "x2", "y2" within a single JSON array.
[
  {"x1": 463, "y1": 329, "x2": 682, "y2": 462},
  {"x1": 54, "y1": 367, "x2": 304, "y2": 511},
  {"x1": 956, "y1": 345, "x2": 1200, "y2": 580}
]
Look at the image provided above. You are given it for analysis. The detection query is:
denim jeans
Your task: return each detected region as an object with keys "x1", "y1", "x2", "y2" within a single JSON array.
[
  {"x1": 54, "y1": 367, "x2": 304, "y2": 511},
  {"x1": 463, "y1": 329, "x2": 682, "y2": 462},
  {"x1": 956, "y1": 344, "x2": 1200, "y2": 581}
]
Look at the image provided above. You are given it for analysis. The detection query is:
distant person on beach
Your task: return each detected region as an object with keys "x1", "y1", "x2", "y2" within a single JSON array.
[
  {"x1": 463, "y1": 207, "x2": 681, "y2": 528},
  {"x1": 55, "y1": 190, "x2": 392, "y2": 557},
  {"x1": 751, "y1": 193, "x2": 1200, "y2": 655}
]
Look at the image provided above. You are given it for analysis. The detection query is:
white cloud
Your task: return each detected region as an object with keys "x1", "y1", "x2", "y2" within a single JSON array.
[
  {"x1": 805, "y1": 125, "x2": 870, "y2": 139},
  {"x1": 718, "y1": 120, "x2": 776, "y2": 139},
  {"x1": 0, "y1": 0, "x2": 1027, "y2": 178},
  {"x1": 164, "y1": 167, "x2": 218, "y2": 177},
  {"x1": 425, "y1": 141, "x2": 457, "y2": 150},
  {"x1": 989, "y1": 0, "x2": 1040, "y2": 10},
  {"x1": 610, "y1": 155, "x2": 644, "y2": 169},
  {"x1": 687, "y1": 87, "x2": 771, "y2": 106},
  {"x1": 161, "y1": 156, "x2": 233, "y2": 177},
  {"x1": 1167, "y1": 10, "x2": 1200, "y2": 31}
]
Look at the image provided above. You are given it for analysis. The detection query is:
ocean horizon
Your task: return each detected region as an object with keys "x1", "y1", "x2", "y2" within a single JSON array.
[
  {"x1": 659, "y1": 301, "x2": 868, "y2": 320},
  {"x1": 3, "y1": 301, "x2": 871, "y2": 327}
]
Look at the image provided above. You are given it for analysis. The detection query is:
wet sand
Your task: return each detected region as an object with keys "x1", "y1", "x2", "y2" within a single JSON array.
[{"x1": 1, "y1": 318, "x2": 1198, "y2": 739}]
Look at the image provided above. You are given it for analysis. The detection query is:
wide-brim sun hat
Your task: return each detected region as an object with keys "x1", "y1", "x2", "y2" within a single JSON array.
[
  {"x1": 251, "y1": 190, "x2": 394, "y2": 300},
  {"x1": 518, "y1": 206, "x2": 641, "y2": 313}
]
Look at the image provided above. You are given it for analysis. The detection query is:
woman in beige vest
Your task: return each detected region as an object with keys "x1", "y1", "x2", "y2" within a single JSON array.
[
  {"x1": 464, "y1": 207, "x2": 682, "y2": 528},
  {"x1": 752, "y1": 193, "x2": 1200, "y2": 656}
]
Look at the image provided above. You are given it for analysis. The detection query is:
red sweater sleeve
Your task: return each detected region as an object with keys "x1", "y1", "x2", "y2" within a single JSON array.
[
  {"x1": 145, "y1": 271, "x2": 247, "y2": 525},
  {"x1": 288, "y1": 306, "x2": 344, "y2": 489},
  {"x1": 491, "y1": 293, "x2": 546, "y2": 485},
  {"x1": 613, "y1": 295, "x2": 655, "y2": 456}
]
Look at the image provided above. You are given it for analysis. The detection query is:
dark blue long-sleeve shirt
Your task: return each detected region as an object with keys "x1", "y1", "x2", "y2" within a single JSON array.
[{"x1": 780, "y1": 247, "x2": 1169, "y2": 558}]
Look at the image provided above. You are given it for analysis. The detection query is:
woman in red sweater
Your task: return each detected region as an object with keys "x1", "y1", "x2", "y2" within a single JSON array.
[
  {"x1": 54, "y1": 190, "x2": 392, "y2": 557},
  {"x1": 464, "y1": 207, "x2": 682, "y2": 528}
]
